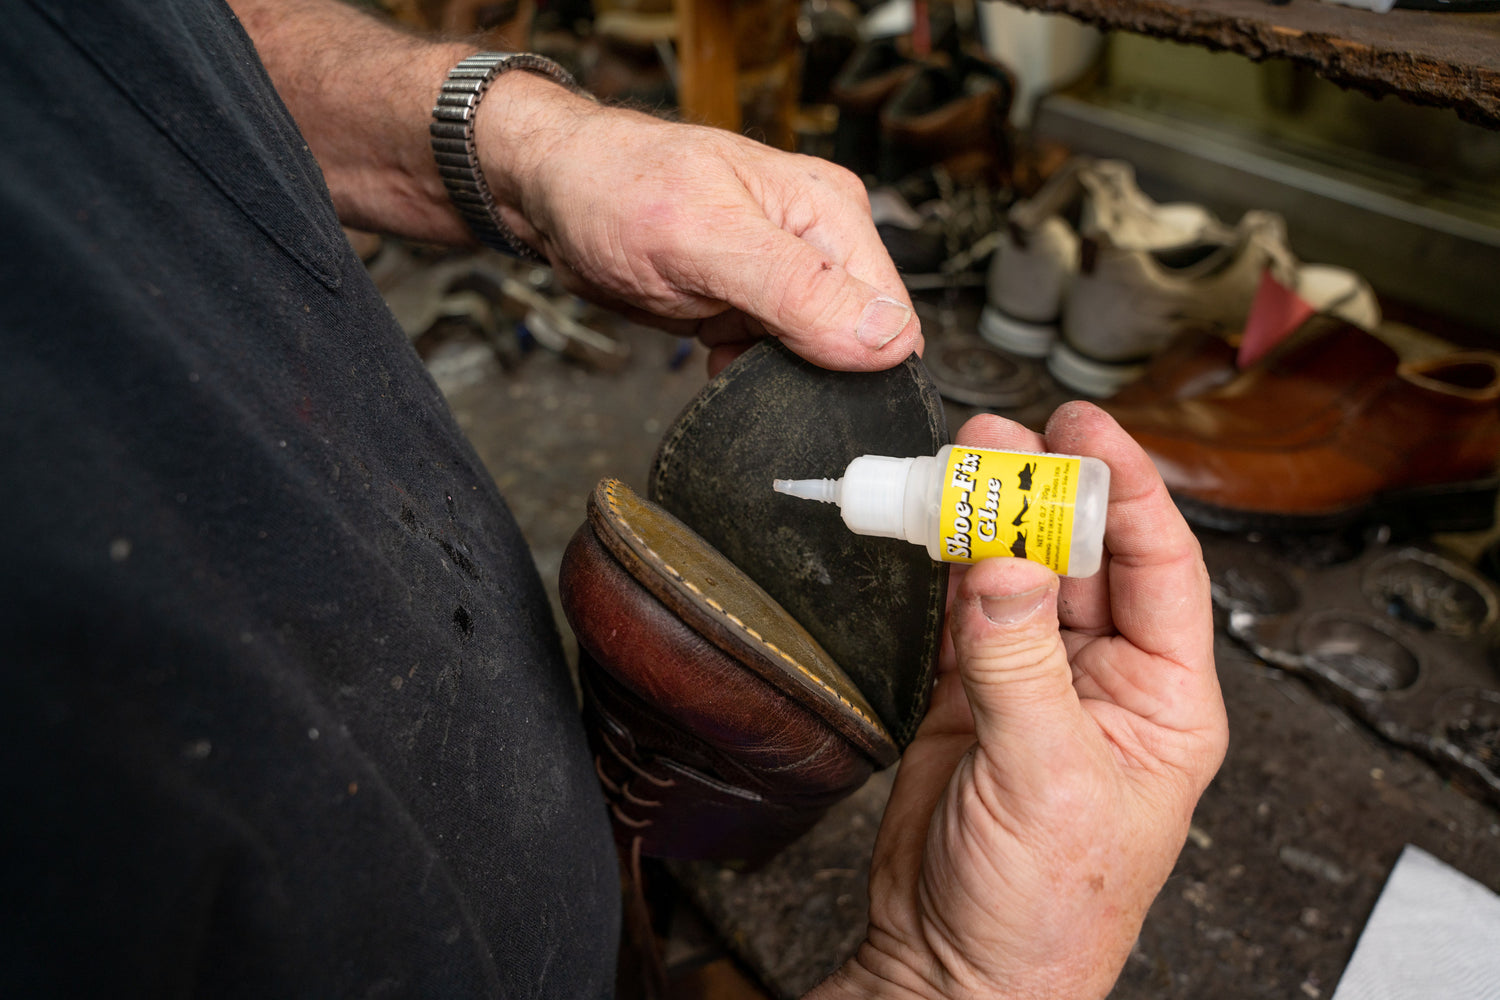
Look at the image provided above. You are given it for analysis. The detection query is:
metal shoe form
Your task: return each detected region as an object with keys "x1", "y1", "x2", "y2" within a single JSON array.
[{"x1": 1203, "y1": 531, "x2": 1500, "y2": 809}]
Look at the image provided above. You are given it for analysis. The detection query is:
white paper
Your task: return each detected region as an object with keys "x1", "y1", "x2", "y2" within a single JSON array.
[{"x1": 1332, "y1": 845, "x2": 1500, "y2": 1000}]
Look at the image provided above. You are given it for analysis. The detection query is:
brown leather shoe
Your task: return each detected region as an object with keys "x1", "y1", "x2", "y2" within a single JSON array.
[
  {"x1": 564, "y1": 480, "x2": 897, "y2": 865},
  {"x1": 1105, "y1": 323, "x2": 1239, "y2": 406},
  {"x1": 1104, "y1": 315, "x2": 1500, "y2": 532},
  {"x1": 560, "y1": 341, "x2": 949, "y2": 865}
]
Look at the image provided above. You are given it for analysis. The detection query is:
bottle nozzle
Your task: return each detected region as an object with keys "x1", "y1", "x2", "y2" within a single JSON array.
[{"x1": 773, "y1": 478, "x2": 841, "y2": 504}]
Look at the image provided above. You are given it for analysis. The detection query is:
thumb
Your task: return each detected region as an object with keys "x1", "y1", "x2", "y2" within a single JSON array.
[
  {"x1": 950, "y1": 557, "x2": 1088, "y2": 779},
  {"x1": 695, "y1": 220, "x2": 922, "y2": 372}
]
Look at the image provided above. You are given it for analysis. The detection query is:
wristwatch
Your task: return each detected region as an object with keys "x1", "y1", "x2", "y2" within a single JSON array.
[{"x1": 430, "y1": 52, "x2": 590, "y2": 261}]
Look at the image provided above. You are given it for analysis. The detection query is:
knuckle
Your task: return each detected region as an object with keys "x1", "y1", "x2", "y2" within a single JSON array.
[{"x1": 767, "y1": 259, "x2": 846, "y2": 333}]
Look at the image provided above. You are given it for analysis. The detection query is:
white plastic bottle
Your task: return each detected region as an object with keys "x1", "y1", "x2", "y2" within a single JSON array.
[{"x1": 774, "y1": 446, "x2": 1110, "y2": 578}]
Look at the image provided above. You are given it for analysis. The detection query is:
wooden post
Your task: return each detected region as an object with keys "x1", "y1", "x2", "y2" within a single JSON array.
[{"x1": 677, "y1": 0, "x2": 742, "y2": 133}]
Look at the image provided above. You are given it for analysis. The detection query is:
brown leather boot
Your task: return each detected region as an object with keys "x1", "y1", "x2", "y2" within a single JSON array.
[
  {"x1": 560, "y1": 341, "x2": 949, "y2": 866},
  {"x1": 1104, "y1": 315, "x2": 1500, "y2": 533},
  {"x1": 565, "y1": 480, "x2": 897, "y2": 865}
]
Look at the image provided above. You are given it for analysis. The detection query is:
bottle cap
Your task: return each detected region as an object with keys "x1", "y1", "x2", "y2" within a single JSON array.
[{"x1": 839, "y1": 455, "x2": 914, "y2": 539}]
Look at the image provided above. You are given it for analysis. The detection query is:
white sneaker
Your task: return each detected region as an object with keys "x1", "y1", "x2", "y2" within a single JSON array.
[
  {"x1": 978, "y1": 158, "x2": 1223, "y2": 357},
  {"x1": 1047, "y1": 210, "x2": 1300, "y2": 397},
  {"x1": 1296, "y1": 264, "x2": 1381, "y2": 331}
]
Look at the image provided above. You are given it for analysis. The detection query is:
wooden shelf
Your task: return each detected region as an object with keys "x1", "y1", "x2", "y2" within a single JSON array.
[{"x1": 999, "y1": 0, "x2": 1500, "y2": 128}]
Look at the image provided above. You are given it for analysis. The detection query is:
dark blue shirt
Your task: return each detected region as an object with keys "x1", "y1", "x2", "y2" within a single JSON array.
[{"x1": 0, "y1": 1, "x2": 619, "y2": 995}]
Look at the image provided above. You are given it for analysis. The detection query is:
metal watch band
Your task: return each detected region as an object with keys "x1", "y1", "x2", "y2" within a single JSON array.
[{"x1": 431, "y1": 52, "x2": 589, "y2": 261}]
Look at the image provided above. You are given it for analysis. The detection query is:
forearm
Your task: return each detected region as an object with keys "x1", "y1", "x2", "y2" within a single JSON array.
[{"x1": 227, "y1": 0, "x2": 584, "y2": 246}]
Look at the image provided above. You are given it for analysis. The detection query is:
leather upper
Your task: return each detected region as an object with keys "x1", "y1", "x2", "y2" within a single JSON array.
[{"x1": 1106, "y1": 316, "x2": 1500, "y2": 517}]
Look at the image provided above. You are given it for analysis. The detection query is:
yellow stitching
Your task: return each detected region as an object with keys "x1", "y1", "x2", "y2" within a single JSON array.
[{"x1": 602, "y1": 481, "x2": 886, "y2": 736}]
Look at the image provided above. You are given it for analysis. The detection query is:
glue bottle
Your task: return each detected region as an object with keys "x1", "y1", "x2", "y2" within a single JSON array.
[{"x1": 774, "y1": 446, "x2": 1109, "y2": 578}]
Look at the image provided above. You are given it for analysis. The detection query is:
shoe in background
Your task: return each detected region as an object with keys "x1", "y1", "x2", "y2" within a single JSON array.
[
  {"x1": 1103, "y1": 315, "x2": 1500, "y2": 534},
  {"x1": 1047, "y1": 209, "x2": 1299, "y2": 397},
  {"x1": 876, "y1": 48, "x2": 1017, "y2": 186},
  {"x1": 1103, "y1": 324, "x2": 1241, "y2": 407},
  {"x1": 1238, "y1": 264, "x2": 1382, "y2": 368},
  {"x1": 868, "y1": 175, "x2": 1009, "y2": 286},
  {"x1": 868, "y1": 185, "x2": 946, "y2": 274},
  {"x1": 1107, "y1": 265, "x2": 1383, "y2": 406},
  {"x1": 829, "y1": 37, "x2": 918, "y2": 178},
  {"x1": 978, "y1": 157, "x2": 1224, "y2": 358}
]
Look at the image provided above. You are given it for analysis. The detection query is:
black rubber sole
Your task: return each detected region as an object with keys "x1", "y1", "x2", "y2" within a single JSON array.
[{"x1": 1173, "y1": 476, "x2": 1500, "y2": 539}]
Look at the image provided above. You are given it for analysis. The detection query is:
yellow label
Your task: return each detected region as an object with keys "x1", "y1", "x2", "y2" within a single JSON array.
[{"x1": 939, "y1": 447, "x2": 1079, "y2": 573}]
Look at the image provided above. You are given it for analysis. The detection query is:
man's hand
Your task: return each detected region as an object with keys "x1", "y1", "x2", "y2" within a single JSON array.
[
  {"x1": 227, "y1": 0, "x2": 918, "y2": 374},
  {"x1": 474, "y1": 74, "x2": 920, "y2": 374},
  {"x1": 812, "y1": 403, "x2": 1228, "y2": 1000}
]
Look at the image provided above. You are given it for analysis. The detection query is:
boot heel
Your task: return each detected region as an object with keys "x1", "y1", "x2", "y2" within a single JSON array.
[{"x1": 1371, "y1": 477, "x2": 1500, "y2": 538}]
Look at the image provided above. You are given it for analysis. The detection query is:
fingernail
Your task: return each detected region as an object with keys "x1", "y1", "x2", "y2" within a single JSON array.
[
  {"x1": 856, "y1": 296, "x2": 911, "y2": 349},
  {"x1": 980, "y1": 586, "x2": 1050, "y2": 625}
]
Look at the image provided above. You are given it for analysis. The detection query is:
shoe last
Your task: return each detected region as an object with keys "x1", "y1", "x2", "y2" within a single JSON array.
[
  {"x1": 876, "y1": 50, "x2": 1016, "y2": 186},
  {"x1": 1203, "y1": 531, "x2": 1500, "y2": 811},
  {"x1": 829, "y1": 38, "x2": 918, "y2": 177}
]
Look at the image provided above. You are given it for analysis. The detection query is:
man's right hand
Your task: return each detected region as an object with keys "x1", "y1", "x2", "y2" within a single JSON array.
[{"x1": 812, "y1": 403, "x2": 1229, "y2": 1000}]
